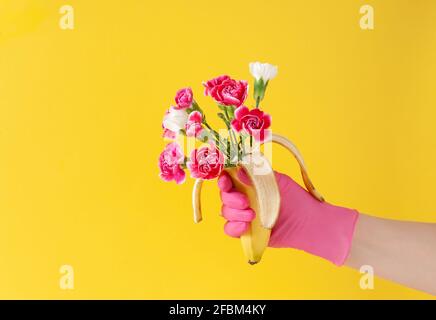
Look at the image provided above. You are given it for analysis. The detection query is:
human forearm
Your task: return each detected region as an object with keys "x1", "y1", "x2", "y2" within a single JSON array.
[{"x1": 345, "y1": 214, "x2": 436, "y2": 295}]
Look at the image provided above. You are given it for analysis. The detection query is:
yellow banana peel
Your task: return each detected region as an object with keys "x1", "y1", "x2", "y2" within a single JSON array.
[{"x1": 192, "y1": 133, "x2": 324, "y2": 264}]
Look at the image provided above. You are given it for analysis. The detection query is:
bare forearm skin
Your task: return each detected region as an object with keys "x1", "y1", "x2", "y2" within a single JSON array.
[{"x1": 345, "y1": 214, "x2": 436, "y2": 295}]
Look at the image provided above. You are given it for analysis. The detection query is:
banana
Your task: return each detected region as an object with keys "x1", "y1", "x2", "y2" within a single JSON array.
[
  {"x1": 267, "y1": 134, "x2": 324, "y2": 202},
  {"x1": 192, "y1": 179, "x2": 203, "y2": 223},
  {"x1": 192, "y1": 133, "x2": 324, "y2": 264},
  {"x1": 226, "y1": 153, "x2": 280, "y2": 264}
]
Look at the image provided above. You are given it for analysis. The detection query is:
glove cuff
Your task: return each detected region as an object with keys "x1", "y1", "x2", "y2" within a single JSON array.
[{"x1": 300, "y1": 203, "x2": 359, "y2": 266}]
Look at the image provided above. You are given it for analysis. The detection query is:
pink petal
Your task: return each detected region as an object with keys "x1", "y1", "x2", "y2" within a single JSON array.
[
  {"x1": 262, "y1": 113, "x2": 272, "y2": 129},
  {"x1": 195, "y1": 128, "x2": 204, "y2": 137},
  {"x1": 188, "y1": 111, "x2": 202, "y2": 123},
  {"x1": 231, "y1": 119, "x2": 242, "y2": 132},
  {"x1": 252, "y1": 129, "x2": 271, "y2": 142},
  {"x1": 173, "y1": 168, "x2": 186, "y2": 184},
  {"x1": 185, "y1": 125, "x2": 195, "y2": 137},
  {"x1": 250, "y1": 108, "x2": 264, "y2": 118},
  {"x1": 234, "y1": 106, "x2": 249, "y2": 120},
  {"x1": 162, "y1": 128, "x2": 176, "y2": 139},
  {"x1": 239, "y1": 81, "x2": 248, "y2": 103},
  {"x1": 222, "y1": 94, "x2": 241, "y2": 106},
  {"x1": 159, "y1": 172, "x2": 174, "y2": 182}
]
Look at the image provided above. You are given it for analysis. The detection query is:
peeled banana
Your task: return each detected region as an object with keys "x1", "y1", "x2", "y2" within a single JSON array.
[{"x1": 192, "y1": 133, "x2": 324, "y2": 264}]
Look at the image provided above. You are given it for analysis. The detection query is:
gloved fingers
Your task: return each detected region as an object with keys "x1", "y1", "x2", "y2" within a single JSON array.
[
  {"x1": 220, "y1": 190, "x2": 249, "y2": 209},
  {"x1": 224, "y1": 221, "x2": 249, "y2": 238},
  {"x1": 221, "y1": 205, "x2": 255, "y2": 222},
  {"x1": 217, "y1": 172, "x2": 233, "y2": 192},
  {"x1": 218, "y1": 169, "x2": 252, "y2": 192}
]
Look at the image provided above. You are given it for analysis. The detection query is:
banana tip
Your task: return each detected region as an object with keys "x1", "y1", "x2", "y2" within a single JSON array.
[{"x1": 248, "y1": 260, "x2": 259, "y2": 265}]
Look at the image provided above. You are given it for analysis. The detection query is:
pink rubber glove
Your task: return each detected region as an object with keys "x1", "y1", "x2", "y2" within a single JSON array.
[{"x1": 218, "y1": 170, "x2": 359, "y2": 266}]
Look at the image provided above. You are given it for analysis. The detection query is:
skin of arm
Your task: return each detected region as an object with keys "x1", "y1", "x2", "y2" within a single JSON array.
[{"x1": 346, "y1": 214, "x2": 436, "y2": 295}]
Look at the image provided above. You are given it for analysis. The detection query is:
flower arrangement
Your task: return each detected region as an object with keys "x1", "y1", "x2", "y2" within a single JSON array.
[
  {"x1": 158, "y1": 62, "x2": 324, "y2": 264},
  {"x1": 158, "y1": 62, "x2": 278, "y2": 184}
]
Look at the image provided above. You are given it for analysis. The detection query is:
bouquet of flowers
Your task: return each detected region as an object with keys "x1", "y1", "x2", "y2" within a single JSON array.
[{"x1": 158, "y1": 62, "x2": 324, "y2": 264}]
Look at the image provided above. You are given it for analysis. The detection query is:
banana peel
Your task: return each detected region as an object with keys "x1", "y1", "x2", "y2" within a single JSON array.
[{"x1": 192, "y1": 133, "x2": 324, "y2": 264}]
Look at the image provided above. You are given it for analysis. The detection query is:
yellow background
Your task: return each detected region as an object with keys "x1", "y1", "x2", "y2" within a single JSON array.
[{"x1": 0, "y1": 0, "x2": 435, "y2": 299}]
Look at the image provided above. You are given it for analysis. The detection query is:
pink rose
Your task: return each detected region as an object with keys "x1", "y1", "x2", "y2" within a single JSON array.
[
  {"x1": 187, "y1": 146, "x2": 224, "y2": 180},
  {"x1": 162, "y1": 128, "x2": 176, "y2": 139},
  {"x1": 203, "y1": 76, "x2": 247, "y2": 107},
  {"x1": 231, "y1": 106, "x2": 272, "y2": 142},
  {"x1": 158, "y1": 142, "x2": 186, "y2": 184},
  {"x1": 185, "y1": 111, "x2": 203, "y2": 137},
  {"x1": 203, "y1": 75, "x2": 230, "y2": 96},
  {"x1": 174, "y1": 87, "x2": 193, "y2": 110}
]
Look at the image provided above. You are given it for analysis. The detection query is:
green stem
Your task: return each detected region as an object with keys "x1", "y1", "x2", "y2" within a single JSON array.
[
  {"x1": 193, "y1": 100, "x2": 230, "y2": 159},
  {"x1": 203, "y1": 121, "x2": 217, "y2": 139},
  {"x1": 203, "y1": 120, "x2": 230, "y2": 159},
  {"x1": 239, "y1": 135, "x2": 246, "y2": 160},
  {"x1": 224, "y1": 108, "x2": 238, "y2": 162},
  {"x1": 227, "y1": 139, "x2": 231, "y2": 165}
]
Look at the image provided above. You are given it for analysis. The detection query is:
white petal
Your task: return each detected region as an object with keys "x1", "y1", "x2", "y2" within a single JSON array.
[
  {"x1": 266, "y1": 64, "x2": 278, "y2": 80},
  {"x1": 249, "y1": 62, "x2": 261, "y2": 80},
  {"x1": 163, "y1": 109, "x2": 188, "y2": 132}
]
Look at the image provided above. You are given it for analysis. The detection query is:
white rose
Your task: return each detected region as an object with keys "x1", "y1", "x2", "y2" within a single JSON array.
[
  {"x1": 249, "y1": 62, "x2": 278, "y2": 82},
  {"x1": 162, "y1": 108, "x2": 188, "y2": 132}
]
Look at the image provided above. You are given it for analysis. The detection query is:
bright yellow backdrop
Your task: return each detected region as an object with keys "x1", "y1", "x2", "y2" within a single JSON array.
[{"x1": 0, "y1": 0, "x2": 435, "y2": 299}]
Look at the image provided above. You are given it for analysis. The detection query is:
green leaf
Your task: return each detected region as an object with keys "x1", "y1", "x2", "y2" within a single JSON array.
[
  {"x1": 217, "y1": 104, "x2": 227, "y2": 111},
  {"x1": 217, "y1": 112, "x2": 230, "y2": 128},
  {"x1": 192, "y1": 100, "x2": 200, "y2": 109},
  {"x1": 228, "y1": 105, "x2": 236, "y2": 119},
  {"x1": 253, "y1": 78, "x2": 266, "y2": 103}
]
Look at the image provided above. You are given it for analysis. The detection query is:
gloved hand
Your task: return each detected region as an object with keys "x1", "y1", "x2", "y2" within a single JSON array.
[{"x1": 218, "y1": 170, "x2": 359, "y2": 266}]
